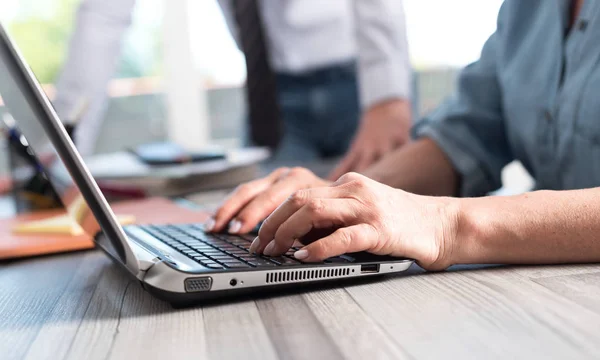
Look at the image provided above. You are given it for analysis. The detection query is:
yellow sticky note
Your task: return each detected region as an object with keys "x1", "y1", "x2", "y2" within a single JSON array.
[{"x1": 12, "y1": 213, "x2": 136, "y2": 236}]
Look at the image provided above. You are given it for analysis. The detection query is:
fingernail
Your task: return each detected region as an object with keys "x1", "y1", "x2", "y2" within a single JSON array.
[
  {"x1": 294, "y1": 249, "x2": 309, "y2": 260},
  {"x1": 204, "y1": 218, "x2": 215, "y2": 232},
  {"x1": 249, "y1": 237, "x2": 260, "y2": 254},
  {"x1": 263, "y1": 241, "x2": 276, "y2": 256},
  {"x1": 228, "y1": 220, "x2": 242, "y2": 234}
]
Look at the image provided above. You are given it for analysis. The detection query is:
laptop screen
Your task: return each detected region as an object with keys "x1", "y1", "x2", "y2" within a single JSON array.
[{"x1": 0, "y1": 25, "x2": 138, "y2": 272}]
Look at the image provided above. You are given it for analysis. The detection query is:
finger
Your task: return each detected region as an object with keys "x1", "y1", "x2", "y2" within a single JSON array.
[
  {"x1": 210, "y1": 167, "x2": 289, "y2": 232},
  {"x1": 294, "y1": 224, "x2": 378, "y2": 262},
  {"x1": 232, "y1": 169, "x2": 326, "y2": 234},
  {"x1": 256, "y1": 186, "x2": 351, "y2": 248},
  {"x1": 327, "y1": 151, "x2": 358, "y2": 181},
  {"x1": 263, "y1": 198, "x2": 360, "y2": 257}
]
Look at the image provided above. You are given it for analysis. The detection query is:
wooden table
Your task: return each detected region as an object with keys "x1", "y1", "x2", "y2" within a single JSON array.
[
  {"x1": 3, "y1": 248, "x2": 600, "y2": 360},
  {"x1": 3, "y1": 167, "x2": 600, "y2": 359}
]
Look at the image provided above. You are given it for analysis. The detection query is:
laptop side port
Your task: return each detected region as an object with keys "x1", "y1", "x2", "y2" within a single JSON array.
[
  {"x1": 360, "y1": 264, "x2": 380, "y2": 273},
  {"x1": 184, "y1": 277, "x2": 213, "y2": 292}
]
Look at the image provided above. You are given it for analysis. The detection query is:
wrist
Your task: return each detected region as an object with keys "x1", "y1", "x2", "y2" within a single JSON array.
[
  {"x1": 363, "y1": 98, "x2": 411, "y2": 121},
  {"x1": 431, "y1": 196, "x2": 464, "y2": 269},
  {"x1": 453, "y1": 197, "x2": 496, "y2": 265}
]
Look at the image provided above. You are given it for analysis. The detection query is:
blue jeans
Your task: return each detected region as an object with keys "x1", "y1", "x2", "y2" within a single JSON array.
[{"x1": 269, "y1": 62, "x2": 360, "y2": 163}]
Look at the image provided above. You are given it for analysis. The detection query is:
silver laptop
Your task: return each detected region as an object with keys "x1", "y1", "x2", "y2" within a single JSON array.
[{"x1": 0, "y1": 24, "x2": 413, "y2": 305}]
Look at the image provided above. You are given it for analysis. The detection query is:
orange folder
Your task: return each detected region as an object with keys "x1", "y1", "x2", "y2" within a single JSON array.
[{"x1": 0, "y1": 197, "x2": 209, "y2": 261}]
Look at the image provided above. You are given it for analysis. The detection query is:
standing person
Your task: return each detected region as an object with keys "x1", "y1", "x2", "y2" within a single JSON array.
[
  {"x1": 52, "y1": 0, "x2": 413, "y2": 173},
  {"x1": 218, "y1": 0, "x2": 413, "y2": 178}
]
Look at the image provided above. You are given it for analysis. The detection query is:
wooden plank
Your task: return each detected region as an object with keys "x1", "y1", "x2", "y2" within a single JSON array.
[
  {"x1": 108, "y1": 281, "x2": 207, "y2": 360},
  {"x1": 202, "y1": 301, "x2": 279, "y2": 360},
  {"x1": 302, "y1": 288, "x2": 412, "y2": 360},
  {"x1": 533, "y1": 271, "x2": 600, "y2": 315},
  {"x1": 255, "y1": 295, "x2": 343, "y2": 360},
  {"x1": 509, "y1": 264, "x2": 600, "y2": 279},
  {"x1": 0, "y1": 253, "x2": 84, "y2": 360},
  {"x1": 464, "y1": 268, "x2": 600, "y2": 355},
  {"x1": 62, "y1": 261, "x2": 135, "y2": 360},
  {"x1": 23, "y1": 252, "x2": 107, "y2": 360},
  {"x1": 345, "y1": 268, "x2": 600, "y2": 359}
]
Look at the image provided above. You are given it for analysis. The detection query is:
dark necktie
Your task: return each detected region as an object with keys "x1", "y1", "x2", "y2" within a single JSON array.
[{"x1": 233, "y1": 0, "x2": 282, "y2": 149}]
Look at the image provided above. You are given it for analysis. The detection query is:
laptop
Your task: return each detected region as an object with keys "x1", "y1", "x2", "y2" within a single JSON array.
[{"x1": 0, "y1": 24, "x2": 413, "y2": 305}]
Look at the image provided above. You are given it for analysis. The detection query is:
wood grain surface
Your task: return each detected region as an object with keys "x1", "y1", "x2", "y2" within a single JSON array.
[{"x1": 2, "y1": 192, "x2": 600, "y2": 359}]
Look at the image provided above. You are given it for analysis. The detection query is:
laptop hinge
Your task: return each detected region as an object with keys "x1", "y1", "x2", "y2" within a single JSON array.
[{"x1": 95, "y1": 232, "x2": 159, "y2": 279}]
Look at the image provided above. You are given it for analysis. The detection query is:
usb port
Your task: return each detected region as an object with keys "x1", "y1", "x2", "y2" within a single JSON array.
[{"x1": 360, "y1": 264, "x2": 380, "y2": 273}]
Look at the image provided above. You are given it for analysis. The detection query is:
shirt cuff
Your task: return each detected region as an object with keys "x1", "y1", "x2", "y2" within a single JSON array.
[
  {"x1": 412, "y1": 119, "x2": 497, "y2": 197},
  {"x1": 358, "y1": 60, "x2": 412, "y2": 109}
]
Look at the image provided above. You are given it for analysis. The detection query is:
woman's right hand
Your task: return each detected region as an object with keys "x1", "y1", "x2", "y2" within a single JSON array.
[{"x1": 205, "y1": 167, "x2": 330, "y2": 235}]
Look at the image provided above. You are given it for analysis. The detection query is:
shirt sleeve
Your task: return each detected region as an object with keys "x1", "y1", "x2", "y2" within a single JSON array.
[
  {"x1": 411, "y1": 4, "x2": 513, "y2": 197},
  {"x1": 352, "y1": 0, "x2": 412, "y2": 109},
  {"x1": 52, "y1": 0, "x2": 135, "y2": 156}
]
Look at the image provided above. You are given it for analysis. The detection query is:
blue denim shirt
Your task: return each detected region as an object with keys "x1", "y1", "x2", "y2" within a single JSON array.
[{"x1": 413, "y1": 0, "x2": 600, "y2": 196}]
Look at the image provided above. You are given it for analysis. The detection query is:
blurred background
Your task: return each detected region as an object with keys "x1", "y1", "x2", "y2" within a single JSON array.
[{"x1": 2, "y1": 0, "x2": 530, "y2": 190}]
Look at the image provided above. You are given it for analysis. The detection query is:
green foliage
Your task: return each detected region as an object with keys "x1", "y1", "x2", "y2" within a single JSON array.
[
  {"x1": 8, "y1": 0, "x2": 78, "y2": 83},
  {"x1": 8, "y1": 0, "x2": 162, "y2": 83}
]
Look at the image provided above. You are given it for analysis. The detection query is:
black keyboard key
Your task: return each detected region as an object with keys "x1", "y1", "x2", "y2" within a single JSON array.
[
  {"x1": 202, "y1": 250, "x2": 225, "y2": 256},
  {"x1": 227, "y1": 250, "x2": 249, "y2": 256},
  {"x1": 202, "y1": 262, "x2": 224, "y2": 269},
  {"x1": 269, "y1": 257, "x2": 300, "y2": 266},
  {"x1": 229, "y1": 239, "x2": 251, "y2": 246},
  {"x1": 210, "y1": 255, "x2": 233, "y2": 261},
  {"x1": 248, "y1": 259, "x2": 278, "y2": 267},
  {"x1": 221, "y1": 258, "x2": 246, "y2": 264},
  {"x1": 225, "y1": 263, "x2": 250, "y2": 268},
  {"x1": 183, "y1": 240, "x2": 204, "y2": 246},
  {"x1": 250, "y1": 262, "x2": 278, "y2": 267},
  {"x1": 190, "y1": 245, "x2": 215, "y2": 252}
]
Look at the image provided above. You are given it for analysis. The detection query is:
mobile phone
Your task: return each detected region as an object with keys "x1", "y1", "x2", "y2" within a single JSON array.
[{"x1": 130, "y1": 142, "x2": 226, "y2": 166}]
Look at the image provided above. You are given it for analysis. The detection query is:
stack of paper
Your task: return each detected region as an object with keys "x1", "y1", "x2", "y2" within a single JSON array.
[{"x1": 85, "y1": 147, "x2": 270, "y2": 197}]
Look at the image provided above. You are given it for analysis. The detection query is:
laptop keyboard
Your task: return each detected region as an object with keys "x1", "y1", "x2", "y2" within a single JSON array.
[{"x1": 139, "y1": 224, "x2": 354, "y2": 270}]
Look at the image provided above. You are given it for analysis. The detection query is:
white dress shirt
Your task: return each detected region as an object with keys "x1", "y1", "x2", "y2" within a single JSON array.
[{"x1": 218, "y1": 0, "x2": 411, "y2": 109}]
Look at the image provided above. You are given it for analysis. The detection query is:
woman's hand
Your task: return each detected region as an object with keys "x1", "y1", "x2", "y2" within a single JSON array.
[
  {"x1": 205, "y1": 167, "x2": 330, "y2": 235},
  {"x1": 250, "y1": 172, "x2": 461, "y2": 271}
]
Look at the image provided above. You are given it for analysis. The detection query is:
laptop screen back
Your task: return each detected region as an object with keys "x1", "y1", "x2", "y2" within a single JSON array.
[{"x1": 0, "y1": 25, "x2": 138, "y2": 271}]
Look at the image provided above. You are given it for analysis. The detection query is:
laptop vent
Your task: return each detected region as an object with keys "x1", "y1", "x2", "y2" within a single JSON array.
[
  {"x1": 265, "y1": 267, "x2": 352, "y2": 284},
  {"x1": 184, "y1": 277, "x2": 213, "y2": 292}
]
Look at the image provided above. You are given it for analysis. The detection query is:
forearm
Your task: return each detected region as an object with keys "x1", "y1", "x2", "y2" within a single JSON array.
[
  {"x1": 363, "y1": 138, "x2": 459, "y2": 196},
  {"x1": 456, "y1": 188, "x2": 600, "y2": 265}
]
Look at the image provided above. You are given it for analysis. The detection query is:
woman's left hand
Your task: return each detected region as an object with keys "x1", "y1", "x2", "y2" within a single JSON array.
[{"x1": 251, "y1": 172, "x2": 461, "y2": 271}]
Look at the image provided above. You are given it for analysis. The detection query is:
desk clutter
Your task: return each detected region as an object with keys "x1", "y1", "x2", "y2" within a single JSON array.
[
  {"x1": 3, "y1": 115, "x2": 268, "y2": 204},
  {"x1": 1, "y1": 126, "x2": 263, "y2": 260},
  {"x1": 0, "y1": 197, "x2": 208, "y2": 261}
]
